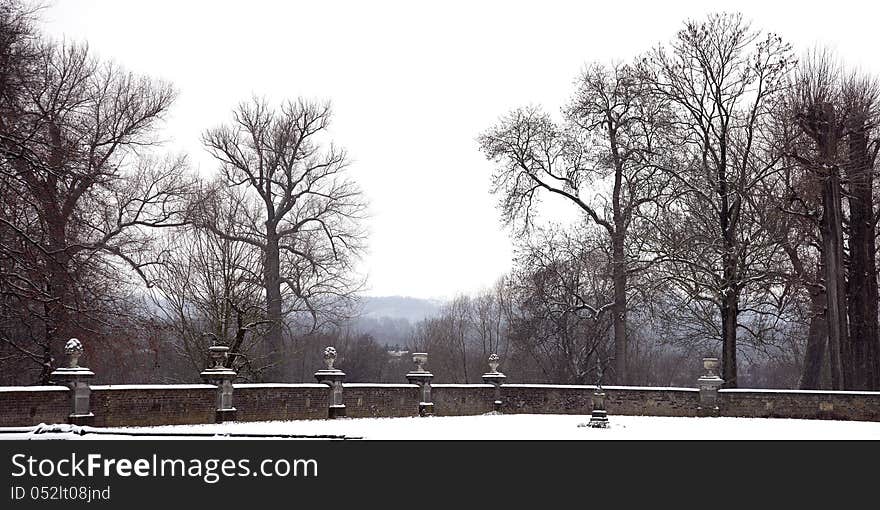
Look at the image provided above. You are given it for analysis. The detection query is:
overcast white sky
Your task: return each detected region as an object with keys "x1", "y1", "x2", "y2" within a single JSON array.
[{"x1": 41, "y1": 0, "x2": 880, "y2": 300}]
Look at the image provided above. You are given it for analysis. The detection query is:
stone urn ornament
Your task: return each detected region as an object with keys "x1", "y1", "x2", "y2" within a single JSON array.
[
  {"x1": 697, "y1": 357, "x2": 724, "y2": 417},
  {"x1": 703, "y1": 357, "x2": 720, "y2": 377},
  {"x1": 207, "y1": 344, "x2": 230, "y2": 370},
  {"x1": 482, "y1": 354, "x2": 506, "y2": 413},
  {"x1": 412, "y1": 352, "x2": 428, "y2": 372},
  {"x1": 488, "y1": 353, "x2": 500, "y2": 373},
  {"x1": 200, "y1": 340, "x2": 238, "y2": 423},
  {"x1": 51, "y1": 338, "x2": 95, "y2": 426},
  {"x1": 323, "y1": 346, "x2": 338, "y2": 371},
  {"x1": 406, "y1": 353, "x2": 433, "y2": 416},
  {"x1": 64, "y1": 338, "x2": 84, "y2": 368},
  {"x1": 315, "y1": 347, "x2": 346, "y2": 418}
]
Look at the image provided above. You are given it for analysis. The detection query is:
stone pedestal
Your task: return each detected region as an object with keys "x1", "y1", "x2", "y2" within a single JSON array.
[
  {"x1": 586, "y1": 388, "x2": 609, "y2": 428},
  {"x1": 51, "y1": 369, "x2": 96, "y2": 426},
  {"x1": 482, "y1": 354, "x2": 507, "y2": 413},
  {"x1": 315, "y1": 369, "x2": 347, "y2": 419},
  {"x1": 697, "y1": 357, "x2": 724, "y2": 417},
  {"x1": 51, "y1": 338, "x2": 95, "y2": 426},
  {"x1": 200, "y1": 345, "x2": 238, "y2": 423},
  {"x1": 406, "y1": 352, "x2": 434, "y2": 416},
  {"x1": 315, "y1": 346, "x2": 346, "y2": 419},
  {"x1": 406, "y1": 371, "x2": 434, "y2": 416}
]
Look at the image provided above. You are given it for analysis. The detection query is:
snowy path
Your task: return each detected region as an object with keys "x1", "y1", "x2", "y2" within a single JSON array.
[{"x1": 5, "y1": 414, "x2": 880, "y2": 440}]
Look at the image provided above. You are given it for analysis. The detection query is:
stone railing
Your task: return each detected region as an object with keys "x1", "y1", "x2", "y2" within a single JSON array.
[{"x1": 2, "y1": 340, "x2": 879, "y2": 428}]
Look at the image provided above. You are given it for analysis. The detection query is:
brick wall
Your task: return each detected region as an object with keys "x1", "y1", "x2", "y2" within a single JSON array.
[
  {"x1": 342, "y1": 384, "x2": 420, "y2": 418},
  {"x1": 1, "y1": 383, "x2": 878, "y2": 427},
  {"x1": 234, "y1": 384, "x2": 329, "y2": 422},
  {"x1": 0, "y1": 386, "x2": 69, "y2": 427},
  {"x1": 604, "y1": 386, "x2": 700, "y2": 416},
  {"x1": 500, "y1": 384, "x2": 700, "y2": 416},
  {"x1": 91, "y1": 385, "x2": 216, "y2": 427},
  {"x1": 502, "y1": 384, "x2": 592, "y2": 414},
  {"x1": 719, "y1": 389, "x2": 880, "y2": 421},
  {"x1": 432, "y1": 384, "x2": 496, "y2": 415}
]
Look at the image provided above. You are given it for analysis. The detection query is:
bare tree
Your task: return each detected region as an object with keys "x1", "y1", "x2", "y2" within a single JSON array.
[
  {"x1": 0, "y1": 27, "x2": 191, "y2": 383},
  {"x1": 505, "y1": 225, "x2": 614, "y2": 384},
  {"x1": 147, "y1": 185, "x2": 272, "y2": 381},
  {"x1": 478, "y1": 62, "x2": 669, "y2": 384},
  {"x1": 196, "y1": 98, "x2": 367, "y2": 376},
  {"x1": 842, "y1": 75, "x2": 880, "y2": 390},
  {"x1": 641, "y1": 13, "x2": 795, "y2": 387},
  {"x1": 754, "y1": 147, "x2": 826, "y2": 389},
  {"x1": 472, "y1": 278, "x2": 511, "y2": 366},
  {"x1": 786, "y1": 49, "x2": 880, "y2": 389}
]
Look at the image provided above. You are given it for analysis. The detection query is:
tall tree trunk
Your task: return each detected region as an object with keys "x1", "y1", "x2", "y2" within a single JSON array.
[
  {"x1": 719, "y1": 198, "x2": 739, "y2": 387},
  {"x1": 611, "y1": 230, "x2": 627, "y2": 385},
  {"x1": 820, "y1": 165, "x2": 848, "y2": 389},
  {"x1": 720, "y1": 278, "x2": 739, "y2": 388},
  {"x1": 800, "y1": 283, "x2": 828, "y2": 389},
  {"x1": 718, "y1": 151, "x2": 739, "y2": 388},
  {"x1": 37, "y1": 124, "x2": 70, "y2": 384},
  {"x1": 845, "y1": 127, "x2": 880, "y2": 390},
  {"x1": 607, "y1": 123, "x2": 628, "y2": 386},
  {"x1": 39, "y1": 255, "x2": 73, "y2": 383},
  {"x1": 263, "y1": 231, "x2": 283, "y2": 379}
]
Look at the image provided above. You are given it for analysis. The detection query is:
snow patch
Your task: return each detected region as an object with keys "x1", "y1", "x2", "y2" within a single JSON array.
[
  {"x1": 234, "y1": 383, "x2": 327, "y2": 389},
  {"x1": 432, "y1": 384, "x2": 495, "y2": 388},
  {"x1": 0, "y1": 385, "x2": 67, "y2": 392},
  {"x1": 91, "y1": 384, "x2": 215, "y2": 391},
  {"x1": 503, "y1": 384, "x2": 698, "y2": 392},
  {"x1": 5, "y1": 414, "x2": 880, "y2": 440},
  {"x1": 343, "y1": 383, "x2": 419, "y2": 388},
  {"x1": 720, "y1": 388, "x2": 880, "y2": 396}
]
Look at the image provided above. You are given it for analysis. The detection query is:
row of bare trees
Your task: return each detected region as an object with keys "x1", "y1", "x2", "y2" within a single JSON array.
[
  {"x1": 0, "y1": 1, "x2": 190, "y2": 383},
  {"x1": 479, "y1": 12, "x2": 880, "y2": 390},
  {"x1": 3, "y1": 2, "x2": 878, "y2": 390},
  {"x1": 0, "y1": 1, "x2": 366, "y2": 384}
]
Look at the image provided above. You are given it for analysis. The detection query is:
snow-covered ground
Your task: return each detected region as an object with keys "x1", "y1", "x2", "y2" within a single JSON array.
[{"x1": 5, "y1": 414, "x2": 880, "y2": 440}]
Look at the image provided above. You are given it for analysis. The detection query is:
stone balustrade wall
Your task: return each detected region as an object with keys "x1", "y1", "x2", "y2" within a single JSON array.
[{"x1": 3, "y1": 381, "x2": 879, "y2": 427}]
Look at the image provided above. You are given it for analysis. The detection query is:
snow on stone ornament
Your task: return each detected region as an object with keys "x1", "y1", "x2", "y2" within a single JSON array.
[
  {"x1": 64, "y1": 338, "x2": 84, "y2": 368},
  {"x1": 412, "y1": 352, "x2": 428, "y2": 372},
  {"x1": 207, "y1": 345, "x2": 230, "y2": 369},
  {"x1": 323, "y1": 346, "x2": 338, "y2": 370},
  {"x1": 488, "y1": 353, "x2": 500, "y2": 373},
  {"x1": 703, "y1": 357, "x2": 720, "y2": 376}
]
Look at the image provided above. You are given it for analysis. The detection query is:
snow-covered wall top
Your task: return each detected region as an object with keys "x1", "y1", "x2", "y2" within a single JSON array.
[
  {"x1": 720, "y1": 388, "x2": 880, "y2": 396},
  {"x1": 2, "y1": 382, "x2": 879, "y2": 427},
  {"x1": 91, "y1": 384, "x2": 215, "y2": 391}
]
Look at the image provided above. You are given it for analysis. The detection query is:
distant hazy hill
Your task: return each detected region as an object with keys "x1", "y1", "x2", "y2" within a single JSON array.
[{"x1": 358, "y1": 296, "x2": 444, "y2": 323}]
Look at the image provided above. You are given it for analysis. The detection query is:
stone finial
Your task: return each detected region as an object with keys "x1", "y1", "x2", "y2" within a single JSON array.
[
  {"x1": 200, "y1": 342, "x2": 237, "y2": 423},
  {"x1": 482, "y1": 353, "x2": 506, "y2": 413},
  {"x1": 323, "y1": 346, "x2": 338, "y2": 370},
  {"x1": 51, "y1": 338, "x2": 95, "y2": 426},
  {"x1": 697, "y1": 357, "x2": 724, "y2": 417},
  {"x1": 412, "y1": 352, "x2": 428, "y2": 372},
  {"x1": 64, "y1": 338, "x2": 84, "y2": 368},
  {"x1": 315, "y1": 347, "x2": 346, "y2": 419},
  {"x1": 703, "y1": 357, "x2": 720, "y2": 377},
  {"x1": 406, "y1": 353, "x2": 434, "y2": 416},
  {"x1": 488, "y1": 353, "x2": 500, "y2": 373},
  {"x1": 207, "y1": 344, "x2": 230, "y2": 369}
]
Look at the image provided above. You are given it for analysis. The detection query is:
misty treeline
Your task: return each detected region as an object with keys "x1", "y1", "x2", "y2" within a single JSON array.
[{"x1": 2, "y1": 2, "x2": 879, "y2": 391}]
